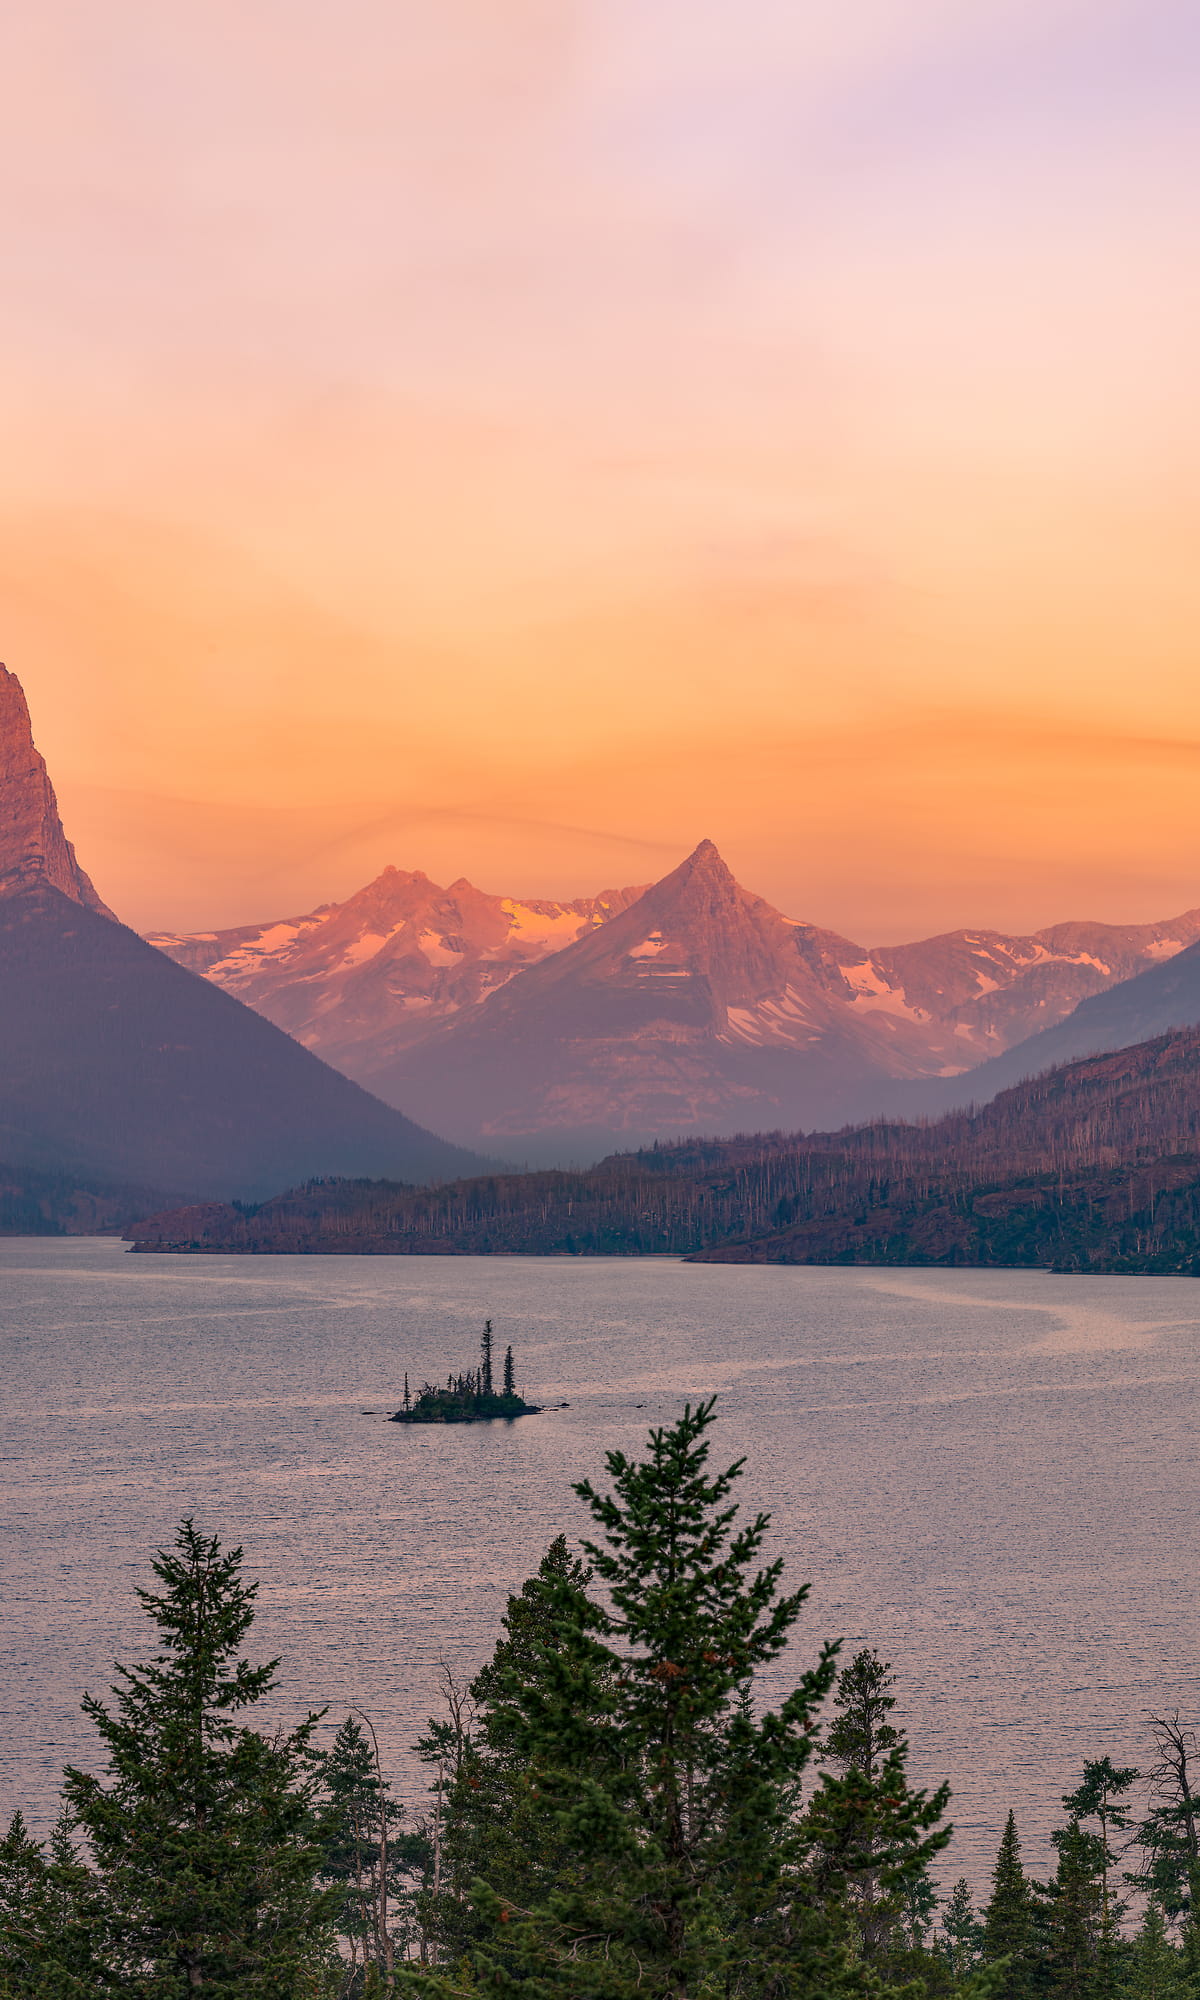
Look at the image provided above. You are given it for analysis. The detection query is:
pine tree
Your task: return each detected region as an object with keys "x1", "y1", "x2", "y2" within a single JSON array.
[
  {"x1": 320, "y1": 1714, "x2": 427, "y2": 1987},
  {"x1": 1132, "y1": 1716, "x2": 1199, "y2": 1930},
  {"x1": 62, "y1": 1518, "x2": 338, "y2": 1997},
  {"x1": 503, "y1": 1347, "x2": 515, "y2": 1398},
  {"x1": 406, "y1": 1399, "x2": 941, "y2": 1997},
  {"x1": 981, "y1": 1812, "x2": 1038, "y2": 2000},
  {"x1": 1062, "y1": 1758, "x2": 1138, "y2": 1999},
  {"x1": 481, "y1": 1322, "x2": 494, "y2": 1397},
  {"x1": 1129, "y1": 1899, "x2": 1183, "y2": 2000},
  {"x1": 419, "y1": 1536, "x2": 598, "y2": 1969},
  {"x1": 1063, "y1": 1760, "x2": 1138, "y2": 1939},
  {"x1": 1043, "y1": 1820, "x2": 1105, "y2": 2000},
  {"x1": 0, "y1": 1810, "x2": 107, "y2": 1998},
  {"x1": 803, "y1": 1648, "x2": 952, "y2": 1971},
  {"x1": 940, "y1": 1877, "x2": 983, "y2": 1982}
]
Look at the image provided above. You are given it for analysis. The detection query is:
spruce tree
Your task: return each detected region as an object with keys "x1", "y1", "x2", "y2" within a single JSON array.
[
  {"x1": 1063, "y1": 1760, "x2": 1138, "y2": 1941},
  {"x1": 1129, "y1": 1899, "x2": 1183, "y2": 2000},
  {"x1": 940, "y1": 1877, "x2": 983, "y2": 1982},
  {"x1": 981, "y1": 1812, "x2": 1038, "y2": 2000},
  {"x1": 503, "y1": 1347, "x2": 515, "y2": 1398},
  {"x1": 0, "y1": 1810, "x2": 108, "y2": 1999},
  {"x1": 803, "y1": 1648, "x2": 951, "y2": 1972},
  {"x1": 419, "y1": 1536, "x2": 598, "y2": 1969},
  {"x1": 321, "y1": 1714, "x2": 427, "y2": 1986},
  {"x1": 406, "y1": 1398, "x2": 944, "y2": 1998},
  {"x1": 62, "y1": 1519, "x2": 338, "y2": 1997},
  {"x1": 1043, "y1": 1821, "x2": 1105, "y2": 2000}
]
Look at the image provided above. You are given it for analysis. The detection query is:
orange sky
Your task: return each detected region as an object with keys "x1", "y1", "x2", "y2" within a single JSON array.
[{"x1": 3, "y1": 0, "x2": 1200, "y2": 939}]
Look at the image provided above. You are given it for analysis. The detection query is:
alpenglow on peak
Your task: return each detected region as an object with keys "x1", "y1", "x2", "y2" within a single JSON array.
[{"x1": 0, "y1": 663, "x2": 115, "y2": 917}]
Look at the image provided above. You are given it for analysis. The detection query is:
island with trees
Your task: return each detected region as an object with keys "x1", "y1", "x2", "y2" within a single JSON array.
[{"x1": 390, "y1": 1321, "x2": 541, "y2": 1423}]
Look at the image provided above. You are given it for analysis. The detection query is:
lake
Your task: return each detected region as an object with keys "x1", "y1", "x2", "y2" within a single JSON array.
[{"x1": 2, "y1": 1236, "x2": 1198, "y2": 1889}]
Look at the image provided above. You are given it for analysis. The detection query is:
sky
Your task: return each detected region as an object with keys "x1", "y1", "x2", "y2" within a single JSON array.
[{"x1": 3, "y1": 0, "x2": 1200, "y2": 939}]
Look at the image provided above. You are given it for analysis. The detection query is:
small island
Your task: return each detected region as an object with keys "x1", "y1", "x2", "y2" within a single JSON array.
[{"x1": 390, "y1": 1321, "x2": 542, "y2": 1423}]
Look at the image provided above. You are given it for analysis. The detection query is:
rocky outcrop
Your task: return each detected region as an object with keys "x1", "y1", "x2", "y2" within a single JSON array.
[{"x1": 0, "y1": 664, "x2": 115, "y2": 917}]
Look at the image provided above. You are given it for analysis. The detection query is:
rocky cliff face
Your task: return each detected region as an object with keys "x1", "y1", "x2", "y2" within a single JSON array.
[{"x1": 0, "y1": 664, "x2": 115, "y2": 917}]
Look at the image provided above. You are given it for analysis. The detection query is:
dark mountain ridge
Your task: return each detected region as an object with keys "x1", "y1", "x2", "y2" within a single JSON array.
[
  {"x1": 898, "y1": 933, "x2": 1200, "y2": 1120},
  {"x1": 0, "y1": 884, "x2": 486, "y2": 1199},
  {"x1": 127, "y1": 1021, "x2": 1200, "y2": 1269}
]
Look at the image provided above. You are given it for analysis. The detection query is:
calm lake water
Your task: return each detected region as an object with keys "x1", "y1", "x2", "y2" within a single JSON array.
[{"x1": 2, "y1": 1237, "x2": 1198, "y2": 1886}]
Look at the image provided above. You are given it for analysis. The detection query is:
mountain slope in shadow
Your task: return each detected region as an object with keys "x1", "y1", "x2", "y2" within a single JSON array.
[
  {"x1": 897, "y1": 934, "x2": 1200, "y2": 1122},
  {"x1": 0, "y1": 663, "x2": 486, "y2": 1198}
]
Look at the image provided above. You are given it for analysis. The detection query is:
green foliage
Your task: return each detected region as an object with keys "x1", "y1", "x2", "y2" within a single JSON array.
[
  {"x1": 981, "y1": 1813, "x2": 1039, "y2": 2000},
  {"x1": 9, "y1": 1415, "x2": 1200, "y2": 2000},
  {"x1": 320, "y1": 1714, "x2": 430, "y2": 1987},
  {"x1": 0, "y1": 1809, "x2": 110, "y2": 1998},
  {"x1": 1041, "y1": 1821, "x2": 1108, "y2": 2000},
  {"x1": 1065, "y1": 1761, "x2": 1139, "y2": 1938},
  {"x1": 406, "y1": 1399, "x2": 944, "y2": 1997},
  {"x1": 415, "y1": 1538, "x2": 599, "y2": 1970},
  {"x1": 804, "y1": 1649, "x2": 952, "y2": 1972},
  {"x1": 1129, "y1": 1718, "x2": 1200, "y2": 1928},
  {"x1": 939, "y1": 1878, "x2": 983, "y2": 1982},
  {"x1": 1128, "y1": 1900, "x2": 1183, "y2": 2000},
  {"x1": 62, "y1": 1518, "x2": 339, "y2": 1997}
]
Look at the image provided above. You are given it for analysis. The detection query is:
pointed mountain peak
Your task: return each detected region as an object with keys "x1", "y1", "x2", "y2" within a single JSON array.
[
  {"x1": 645, "y1": 839, "x2": 749, "y2": 916},
  {"x1": 673, "y1": 837, "x2": 734, "y2": 883},
  {"x1": 0, "y1": 664, "x2": 115, "y2": 918}
]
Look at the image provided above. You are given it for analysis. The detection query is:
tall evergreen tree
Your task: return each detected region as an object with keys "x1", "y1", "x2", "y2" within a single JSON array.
[
  {"x1": 0, "y1": 1810, "x2": 108, "y2": 1999},
  {"x1": 418, "y1": 1536, "x2": 599, "y2": 1970},
  {"x1": 62, "y1": 1519, "x2": 338, "y2": 1997},
  {"x1": 1131, "y1": 1717, "x2": 1200, "y2": 1937},
  {"x1": 1063, "y1": 1760, "x2": 1138, "y2": 1941},
  {"x1": 1129, "y1": 1899, "x2": 1183, "y2": 2000},
  {"x1": 502, "y1": 1347, "x2": 515, "y2": 1398},
  {"x1": 803, "y1": 1648, "x2": 951, "y2": 1973},
  {"x1": 406, "y1": 1399, "x2": 948, "y2": 1998},
  {"x1": 1042, "y1": 1821, "x2": 1105, "y2": 2000},
  {"x1": 981, "y1": 1813, "x2": 1039, "y2": 2000},
  {"x1": 939, "y1": 1878, "x2": 983, "y2": 1983},
  {"x1": 480, "y1": 1322, "x2": 494, "y2": 1398},
  {"x1": 321, "y1": 1714, "x2": 428, "y2": 1989}
]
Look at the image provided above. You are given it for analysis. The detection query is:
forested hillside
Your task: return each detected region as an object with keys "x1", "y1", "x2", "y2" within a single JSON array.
[{"x1": 129, "y1": 1025, "x2": 1200, "y2": 1271}]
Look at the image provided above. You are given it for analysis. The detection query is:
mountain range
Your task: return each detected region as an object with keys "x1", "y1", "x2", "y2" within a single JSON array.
[
  {"x1": 151, "y1": 837, "x2": 1200, "y2": 1157},
  {"x1": 9, "y1": 647, "x2": 1200, "y2": 1204},
  {"x1": 0, "y1": 665, "x2": 485, "y2": 1202}
]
